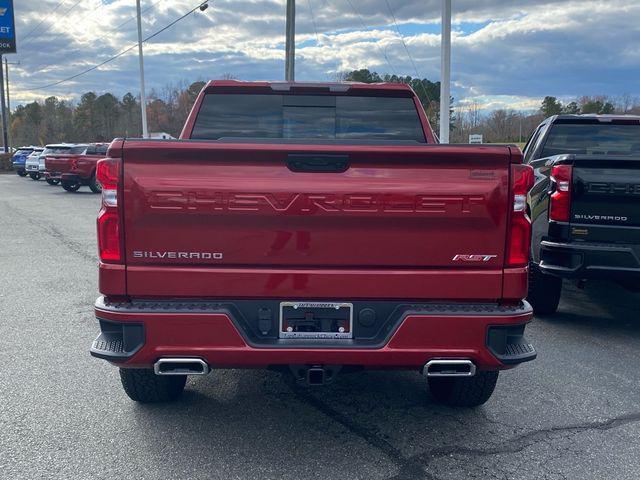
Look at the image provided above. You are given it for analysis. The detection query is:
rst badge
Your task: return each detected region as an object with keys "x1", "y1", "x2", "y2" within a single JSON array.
[{"x1": 452, "y1": 254, "x2": 497, "y2": 262}]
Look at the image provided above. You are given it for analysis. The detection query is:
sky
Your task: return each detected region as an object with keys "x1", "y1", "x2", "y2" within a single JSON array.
[{"x1": 8, "y1": 0, "x2": 640, "y2": 112}]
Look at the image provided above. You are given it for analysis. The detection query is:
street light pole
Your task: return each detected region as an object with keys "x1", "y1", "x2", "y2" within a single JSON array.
[
  {"x1": 439, "y1": 0, "x2": 451, "y2": 143},
  {"x1": 4, "y1": 58, "x2": 17, "y2": 152},
  {"x1": 285, "y1": 0, "x2": 295, "y2": 81},
  {"x1": 0, "y1": 54, "x2": 8, "y2": 153},
  {"x1": 136, "y1": 0, "x2": 149, "y2": 139}
]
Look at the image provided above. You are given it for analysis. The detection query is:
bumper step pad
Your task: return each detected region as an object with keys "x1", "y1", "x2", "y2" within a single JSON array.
[
  {"x1": 487, "y1": 324, "x2": 537, "y2": 365},
  {"x1": 90, "y1": 319, "x2": 144, "y2": 362}
]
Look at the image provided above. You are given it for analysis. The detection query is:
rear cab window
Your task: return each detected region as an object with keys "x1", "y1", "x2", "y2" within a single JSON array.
[
  {"x1": 541, "y1": 123, "x2": 640, "y2": 157},
  {"x1": 70, "y1": 145, "x2": 88, "y2": 155},
  {"x1": 15, "y1": 149, "x2": 34, "y2": 156},
  {"x1": 190, "y1": 94, "x2": 427, "y2": 144},
  {"x1": 43, "y1": 146, "x2": 72, "y2": 155}
]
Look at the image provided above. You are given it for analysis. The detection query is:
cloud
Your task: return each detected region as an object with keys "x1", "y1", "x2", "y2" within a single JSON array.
[{"x1": 9, "y1": 0, "x2": 640, "y2": 112}]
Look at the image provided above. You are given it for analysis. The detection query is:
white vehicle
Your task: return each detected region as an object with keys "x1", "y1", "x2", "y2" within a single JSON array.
[{"x1": 24, "y1": 148, "x2": 45, "y2": 180}]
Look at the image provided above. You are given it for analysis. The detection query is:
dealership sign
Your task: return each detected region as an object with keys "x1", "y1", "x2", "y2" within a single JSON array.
[{"x1": 0, "y1": 0, "x2": 15, "y2": 54}]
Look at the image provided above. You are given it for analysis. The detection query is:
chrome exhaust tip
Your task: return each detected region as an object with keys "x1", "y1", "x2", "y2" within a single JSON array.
[
  {"x1": 423, "y1": 359, "x2": 476, "y2": 377},
  {"x1": 153, "y1": 358, "x2": 210, "y2": 376}
]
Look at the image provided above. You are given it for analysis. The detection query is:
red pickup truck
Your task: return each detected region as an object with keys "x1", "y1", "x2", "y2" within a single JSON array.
[
  {"x1": 90, "y1": 81, "x2": 536, "y2": 407},
  {"x1": 45, "y1": 143, "x2": 108, "y2": 192}
]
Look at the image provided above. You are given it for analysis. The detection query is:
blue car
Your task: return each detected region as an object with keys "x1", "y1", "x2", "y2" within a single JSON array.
[{"x1": 12, "y1": 147, "x2": 38, "y2": 177}]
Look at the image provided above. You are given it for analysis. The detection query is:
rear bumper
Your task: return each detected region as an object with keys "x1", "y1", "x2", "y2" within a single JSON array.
[
  {"x1": 25, "y1": 164, "x2": 43, "y2": 173},
  {"x1": 91, "y1": 297, "x2": 535, "y2": 370},
  {"x1": 539, "y1": 240, "x2": 640, "y2": 279},
  {"x1": 61, "y1": 173, "x2": 84, "y2": 182},
  {"x1": 45, "y1": 171, "x2": 62, "y2": 180}
]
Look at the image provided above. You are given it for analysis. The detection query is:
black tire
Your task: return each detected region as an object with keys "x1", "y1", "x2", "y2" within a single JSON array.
[
  {"x1": 46, "y1": 178, "x2": 60, "y2": 186},
  {"x1": 428, "y1": 371, "x2": 499, "y2": 407},
  {"x1": 17, "y1": 169, "x2": 27, "y2": 177},
  {"x1": 527, "y1": 263, "x2": 562, "y2": 315},
  {"x1": 29, "y1": 172, "x2": 41, "y2": 181},
  {"x1": 119, "y1": 368, "x2": 186, "y2": 403},
  {"x1": 61, "y1": 180, "x2": 81, "y2": 192},
  {"x1": 88, "y1": 174, "x2": 102, "y2": 193}
]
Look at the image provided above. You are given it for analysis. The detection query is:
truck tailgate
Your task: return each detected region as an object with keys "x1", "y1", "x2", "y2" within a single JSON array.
[
  {"x1": 571, "y1": 157, "x2": 640, "y2": 243},
  {"x1": 121, "y1": 141, "x2": 514, "y2": 299},
  {"x1": 45, "y1": 154, "x2": 74, "y2": 173}
]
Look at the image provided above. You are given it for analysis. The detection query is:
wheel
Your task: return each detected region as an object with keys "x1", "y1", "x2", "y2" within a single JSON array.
[
  {"x1": 46, "y1": 178, "x2": 60, "y2": 186},
  {"x1": 29, "y1": 172, "x2": 41, "y2": 181},
  {"x1": 61, "y1": 180, "x2": 81, "y2": 192},
  {"x1": 428, "y1": 371, "x2": 499, "y2": 407},
  {"x1": 527, "y1": 263, "x2": 562, "y2": 315},
  {"x1": 17, "y1": 169, "x2": 27, "y2": 177},
  {"x1": 88, "y1": 174, "x2": 102, "y2": 193},
  {"x1": 119, "y1": 368, "x2": 186, "y2": 403}
]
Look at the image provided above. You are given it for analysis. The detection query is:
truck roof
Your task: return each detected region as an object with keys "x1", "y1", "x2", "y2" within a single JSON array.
[
  {"x1": 202, "y1": 80, "x2": 415, "y2": 95},
  {"x1": 550, "y1": 114, "x2": 640, "y2": 123}
]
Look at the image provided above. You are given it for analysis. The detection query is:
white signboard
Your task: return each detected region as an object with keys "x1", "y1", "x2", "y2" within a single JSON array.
[{"x1": 469, "y1": 134, "x2": 483, "y2": 144}]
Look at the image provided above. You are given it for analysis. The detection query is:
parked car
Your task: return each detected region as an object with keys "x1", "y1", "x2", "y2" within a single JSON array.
[
  {"x1": 90, "y1": 80, "x2": 537, "y2": 406},
  {"x1": 11, "y1": 147, "x2": 37, "y2": 176},
  {"x1": 24, "y1": 147, "x2": 46, "y2": 180},
  {"x1": 524, "y1": 114, "x2": 640, "y2": 314},
  {"x1": 45, "y1": 143, "x2": 108, "y2": 192}
]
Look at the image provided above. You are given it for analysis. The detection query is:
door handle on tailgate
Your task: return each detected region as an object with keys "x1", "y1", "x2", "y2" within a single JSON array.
[{"x1": 286, "y1": 154, "x2": 350, "y2": 173}]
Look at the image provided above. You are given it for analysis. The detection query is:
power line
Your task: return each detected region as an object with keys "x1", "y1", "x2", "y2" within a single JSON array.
[
  {"x1": 26, "y1": 0, "x2": 162, "y2": 73},
  {"x1": 383, "y1": 0, "x2": 433, "y2": 105},
  {"x1": 26, "y1": 0, "x2": 112, "y2": 61},
  {"x1": 305, "y1": 0, "x2": 331, "y2": 81},
  {"x1": 306, "y1": 0, "x2": 321, "y2": 45},
  {"x1": 28, "y1": 1, "x2": 211, "y2": 91},
  {"x1": 20, "y1": 0, "x2": 68, "y2": 43},
  {"x1": 343, "y1": 0, "x2": 397, "y2": 76},
  {"x1": 20, "y1": 0, "x2": 86, "y2": 50}
]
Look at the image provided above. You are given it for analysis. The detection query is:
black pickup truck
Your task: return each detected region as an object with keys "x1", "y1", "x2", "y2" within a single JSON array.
[{"x1": 524, "y1": 115, "x2": 640, "y2": 314}]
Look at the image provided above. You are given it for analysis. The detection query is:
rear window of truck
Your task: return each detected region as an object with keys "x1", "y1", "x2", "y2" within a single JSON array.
[
  {"x1": 541, "y1": 123, "x2": 640, "y2": 157},
  {"x1": 191, "y1": 94, "x2": 426, "y2": 143},
  {"x1": 43, "y1": 146, "x2": 72, "y2": 155}
]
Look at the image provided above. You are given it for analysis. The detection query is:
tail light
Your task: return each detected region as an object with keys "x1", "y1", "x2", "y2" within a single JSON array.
[
  {"x1": 96, "y1": 158, "x2": 121, "y2": 263},
  {"x1": 506, "y1": 164, "x2": 534, "y2": 267},
  {"x1": 549, "y1": 165, "x2": 572, "y2": 222},
  {"x1": 70, "y1": 158, "x2": 78, "y2": 171}
]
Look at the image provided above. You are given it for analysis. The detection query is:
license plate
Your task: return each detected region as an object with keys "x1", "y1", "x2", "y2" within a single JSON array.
[{"x1": 279, "y1": 301, "x2": 353, "y2": 339}]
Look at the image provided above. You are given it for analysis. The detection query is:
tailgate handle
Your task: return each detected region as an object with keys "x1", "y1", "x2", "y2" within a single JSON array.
[{"x1": 286, "y1": 154, "x2": 349, "y2": 173}]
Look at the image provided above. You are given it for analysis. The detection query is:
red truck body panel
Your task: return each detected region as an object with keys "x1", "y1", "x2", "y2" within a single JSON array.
[
  {"x1": 45, "y1": 147, "x2": 107, "y2": 182},
  {"x1": 92, "y1": 81, "x2": 534, "y2": 374}
]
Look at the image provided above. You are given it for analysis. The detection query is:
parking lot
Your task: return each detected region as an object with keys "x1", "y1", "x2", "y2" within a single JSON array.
[{"x1": 1, "y1": 173, "x2": 639, "y2": 480}]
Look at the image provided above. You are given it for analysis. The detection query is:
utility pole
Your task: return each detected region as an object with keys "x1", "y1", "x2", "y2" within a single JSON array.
[
  {"x1": 136, "y1": 0, "x2": 149, "y2": 138},
  {"x1": 0, "y1": 54, "x2": 7, "y2": 153},
  {"x1": 4, "y1": 58, "x2": 17, "y2": 152},
  {"x1": 285, "y1": 0, "x2": 295, "y2": 81},
  {"x1": 519, "y1": 114, "x2": 523, "y2": 143},
  {"x1": 439, "y1": 0, "x2": 451, "y2": 143},
  {"x1": 5, "y1": 59, "x2": 10, "y2": 115}
]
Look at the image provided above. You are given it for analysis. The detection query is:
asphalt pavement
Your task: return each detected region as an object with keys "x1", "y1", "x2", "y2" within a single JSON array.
[{"x1": 1, "y1": 173, "x2": 639, "y2": 480}]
